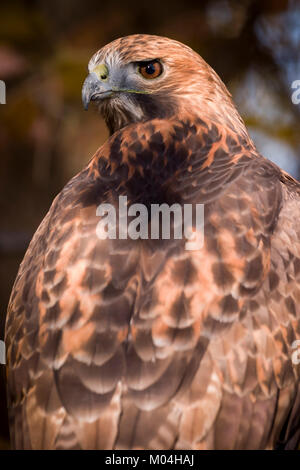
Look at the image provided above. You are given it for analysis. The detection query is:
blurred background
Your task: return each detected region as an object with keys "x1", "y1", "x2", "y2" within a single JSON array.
[{"x1": 0, "y1": 0, "x2": 299, "y2": 449}]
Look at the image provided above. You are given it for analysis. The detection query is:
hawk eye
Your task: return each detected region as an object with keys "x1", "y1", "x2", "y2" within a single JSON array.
[{"x1": 138, "y1": 60, "x2": 163, "y2": 79}]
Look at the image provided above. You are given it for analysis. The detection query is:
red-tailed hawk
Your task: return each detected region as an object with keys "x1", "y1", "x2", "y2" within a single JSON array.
[{"x1": 5, "y1": 34, "x2": 300, "y2": 449}]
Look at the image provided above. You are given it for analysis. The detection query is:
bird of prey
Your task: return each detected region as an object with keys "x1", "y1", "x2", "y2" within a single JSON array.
[{"x1": 5, "y1": 34, "x2": 300, "y2": 450}]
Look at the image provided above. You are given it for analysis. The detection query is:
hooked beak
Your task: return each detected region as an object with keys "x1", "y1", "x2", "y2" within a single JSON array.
[{"x1": 82, "y1": 72, "x2": 113, "y2": 110}]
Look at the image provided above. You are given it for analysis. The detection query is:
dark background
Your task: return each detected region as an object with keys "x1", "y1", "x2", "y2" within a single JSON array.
[{"x1": 0, "y1": 0, "x2": 299, "y2": 449}]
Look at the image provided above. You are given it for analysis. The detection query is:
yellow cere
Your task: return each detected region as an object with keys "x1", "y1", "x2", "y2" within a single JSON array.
[{"x1": 92, "y1": 64, "x2": 109, "y2": 81}]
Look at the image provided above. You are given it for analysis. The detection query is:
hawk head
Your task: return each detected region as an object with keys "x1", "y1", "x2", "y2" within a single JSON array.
[{"x1": 82, "y1": 34, "x2": 247, "y2": 136}]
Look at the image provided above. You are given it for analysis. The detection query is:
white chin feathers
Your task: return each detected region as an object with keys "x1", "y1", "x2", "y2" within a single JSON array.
[{"x1": 100, "y1": 94, "x2": 144, "y2": 134}]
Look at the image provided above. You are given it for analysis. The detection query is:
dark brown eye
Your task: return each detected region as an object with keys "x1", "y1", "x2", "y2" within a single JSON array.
[{"x1": 138, "y1": 60, "x2": 163, "y2": 79}]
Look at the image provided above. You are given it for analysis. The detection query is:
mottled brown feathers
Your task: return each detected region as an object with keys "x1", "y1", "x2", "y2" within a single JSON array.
[{"x1": 5, "y1": 34, "x2": 300, "y2": 449}]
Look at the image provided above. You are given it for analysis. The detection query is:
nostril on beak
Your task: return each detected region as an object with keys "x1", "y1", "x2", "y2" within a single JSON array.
[{"x1": 93, "y1": 64, "x2": 109, "y2": 82}]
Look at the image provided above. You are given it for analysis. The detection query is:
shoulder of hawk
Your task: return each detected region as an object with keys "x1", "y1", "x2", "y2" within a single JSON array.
[{"x1": 5, "y1": 34, "x2": 300, "y2": 450}]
